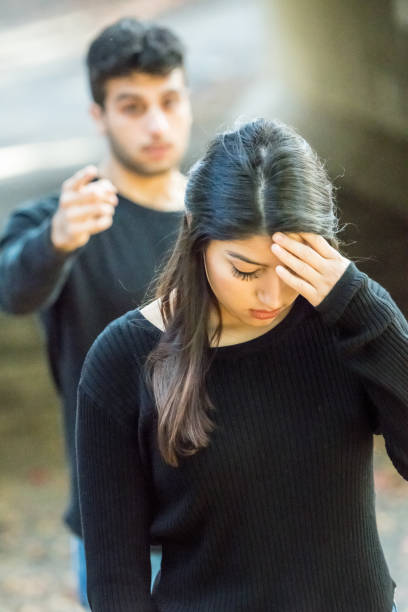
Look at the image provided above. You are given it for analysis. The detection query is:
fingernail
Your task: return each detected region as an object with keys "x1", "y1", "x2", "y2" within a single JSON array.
[{"x1": 273, "y1": 232, "x2": 283, "y2": 241}]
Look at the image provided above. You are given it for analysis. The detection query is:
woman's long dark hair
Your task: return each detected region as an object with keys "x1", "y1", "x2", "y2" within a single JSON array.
[{"x1": 145, "y1": 118, "x2": 340, "y2": 466}]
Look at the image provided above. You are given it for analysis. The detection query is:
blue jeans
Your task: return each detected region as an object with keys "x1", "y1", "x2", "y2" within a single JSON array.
[{"x1": 71, "y1": 536, "x2": 162, "y2": 608}]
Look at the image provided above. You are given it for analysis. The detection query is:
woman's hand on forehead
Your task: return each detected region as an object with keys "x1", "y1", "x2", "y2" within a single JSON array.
[{"x1": 271, "y1": 232, "x2": 350, "y2": 307}]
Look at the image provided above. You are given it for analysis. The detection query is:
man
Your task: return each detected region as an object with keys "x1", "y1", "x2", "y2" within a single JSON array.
[{"x1": 0, "y1": 17, "x2": 192, "y2": 607}]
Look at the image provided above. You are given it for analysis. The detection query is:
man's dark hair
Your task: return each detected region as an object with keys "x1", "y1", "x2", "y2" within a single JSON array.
[{"x1": 86, "y1": 17, "x2": 186, "y2": 106}]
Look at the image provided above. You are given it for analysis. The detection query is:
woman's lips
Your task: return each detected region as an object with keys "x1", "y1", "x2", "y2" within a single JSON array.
[{"x1": 249, "y1": 308, "x2": 282, "y2": 320}]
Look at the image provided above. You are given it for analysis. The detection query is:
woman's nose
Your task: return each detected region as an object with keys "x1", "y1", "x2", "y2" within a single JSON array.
[
  {"x1": 256, "y1": 278, "x2": 283, "y2": 310},
  {"x1": 256, "y1": 291, "x2": 281, "y2": 310}
]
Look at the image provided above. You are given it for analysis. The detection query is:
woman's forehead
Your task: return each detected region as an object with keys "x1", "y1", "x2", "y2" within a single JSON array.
[{"x1": 210, "y1": 232, "x2": 304, "y2": 251}]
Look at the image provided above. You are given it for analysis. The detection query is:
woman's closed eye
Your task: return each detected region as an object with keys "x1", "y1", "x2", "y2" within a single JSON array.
[{"x1": 230, "y1": 265, "x2": 262, "y2": 281}]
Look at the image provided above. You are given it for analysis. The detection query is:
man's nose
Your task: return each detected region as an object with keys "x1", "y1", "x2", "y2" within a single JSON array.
[{"x1": 145, "y1": 107, "x2": 169, "y2": 135}]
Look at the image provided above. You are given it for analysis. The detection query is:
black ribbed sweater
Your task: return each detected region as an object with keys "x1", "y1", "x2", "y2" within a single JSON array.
[{"x1": 76, "y1": 262, "x2": 408, "y2": 611}]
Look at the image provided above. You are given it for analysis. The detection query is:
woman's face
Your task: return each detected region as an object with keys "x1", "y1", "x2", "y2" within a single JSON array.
[{"x1": 204, "y1": 234, "x2": 300, "y2": 330}]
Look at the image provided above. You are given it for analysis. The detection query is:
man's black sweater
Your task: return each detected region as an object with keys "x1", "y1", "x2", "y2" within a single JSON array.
[
  {"x1": 76, "y1": 263, "x2": 408, "y2": 611},
  {"x1": 0, "y1": 194, "x2": 183, "y2": 535}
]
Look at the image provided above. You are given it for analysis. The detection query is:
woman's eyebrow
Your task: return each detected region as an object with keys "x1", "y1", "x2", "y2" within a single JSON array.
[{"x1": 226, "y1": 251, "x2": 268, "y2": 267}]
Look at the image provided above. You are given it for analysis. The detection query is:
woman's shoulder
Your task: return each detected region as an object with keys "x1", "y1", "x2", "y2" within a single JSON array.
[
  {"x1": 79, "y1": 305, "x2": 163, "y2": 406},
  {"x1": 139, "y1": 298, "x2": 165, "y2": 331}
]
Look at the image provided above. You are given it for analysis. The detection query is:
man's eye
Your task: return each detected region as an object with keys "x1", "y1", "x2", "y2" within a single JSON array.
[
  {"x1": 230, "y1": 265, "x2": 261, "y2": 281},
  {"x1": 163, "y1": 97, "x2": 178, "y2": 109},
  {"x1": 122, "y1": 104, "x2": 144, "y2": 114}
]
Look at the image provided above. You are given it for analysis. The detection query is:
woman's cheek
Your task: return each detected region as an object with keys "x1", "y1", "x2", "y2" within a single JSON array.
[
  {"x1": 284, "y1": 284, "x2": 299, "y2": 302},
  {"x1": 211, "y1": 270, "x2": 240, "y2": 303}
]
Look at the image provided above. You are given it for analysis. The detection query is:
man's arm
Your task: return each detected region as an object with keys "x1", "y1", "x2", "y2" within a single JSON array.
[
  {"x1": 0, "y1": 166, "x2": 118, "y2": 314},
  {"x1": 0, "y1": 198, "x2": 76, "y2": 313}
]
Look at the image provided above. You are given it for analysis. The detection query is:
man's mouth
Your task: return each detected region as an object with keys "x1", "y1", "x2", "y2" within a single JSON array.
[{"x1": 143, "y1": 143, "x2": 172, "y2": 155}]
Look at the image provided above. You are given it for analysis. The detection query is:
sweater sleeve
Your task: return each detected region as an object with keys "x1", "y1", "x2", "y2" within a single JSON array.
[
  {"x1": 316, "y1": 262, "x2": 408, "y2": 481},
  {"x1": 0, "y1": 198, "x2": 78, "y2": 314},
  {"x1": 76, "y1": 318, "x2": 157, "y2": 611}
]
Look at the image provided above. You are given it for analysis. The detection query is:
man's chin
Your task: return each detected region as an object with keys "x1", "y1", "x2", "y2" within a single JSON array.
[
  {"x1": 126, "y1": 161, "x2": 176, "y2": 176},
  {"x1": 125, "y1": 158, "x2": 177, "y2": 177}
]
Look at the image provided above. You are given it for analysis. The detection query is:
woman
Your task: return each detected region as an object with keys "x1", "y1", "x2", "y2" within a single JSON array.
[{"x1": 76, "y1": 119, "x2": 406, "y2": 611}]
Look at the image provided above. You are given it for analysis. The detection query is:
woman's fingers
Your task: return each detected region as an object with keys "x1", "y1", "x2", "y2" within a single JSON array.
[
  {"x1": 275, "y1": 265, "x2": 318, "y2": 304},
  {"x1": 272, "y1": 232, "x2": 324, "y2": 272},
  {"x1": 272, "y1": 232, "x2": 350, "y2": 307},
  {"x1": 298, "y1": 232, "x2": 339, "y2": 259},
  {"x1": 271, "y1": 243, "x2": 321, "y2": 285}
]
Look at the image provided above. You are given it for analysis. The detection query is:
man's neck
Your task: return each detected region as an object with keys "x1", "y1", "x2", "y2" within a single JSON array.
[{"x1": 99, "y1": 157, "x2": 186, "y2": 212}]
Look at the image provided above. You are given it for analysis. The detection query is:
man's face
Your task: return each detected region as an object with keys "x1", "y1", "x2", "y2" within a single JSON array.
[{"x1": 93, "y1": 68, "x2": 192, "y2": 176}]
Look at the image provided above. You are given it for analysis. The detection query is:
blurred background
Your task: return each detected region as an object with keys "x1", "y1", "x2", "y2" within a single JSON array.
[{"x1": 0, "y1": 0, "x2": 407, "y2": 610}]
